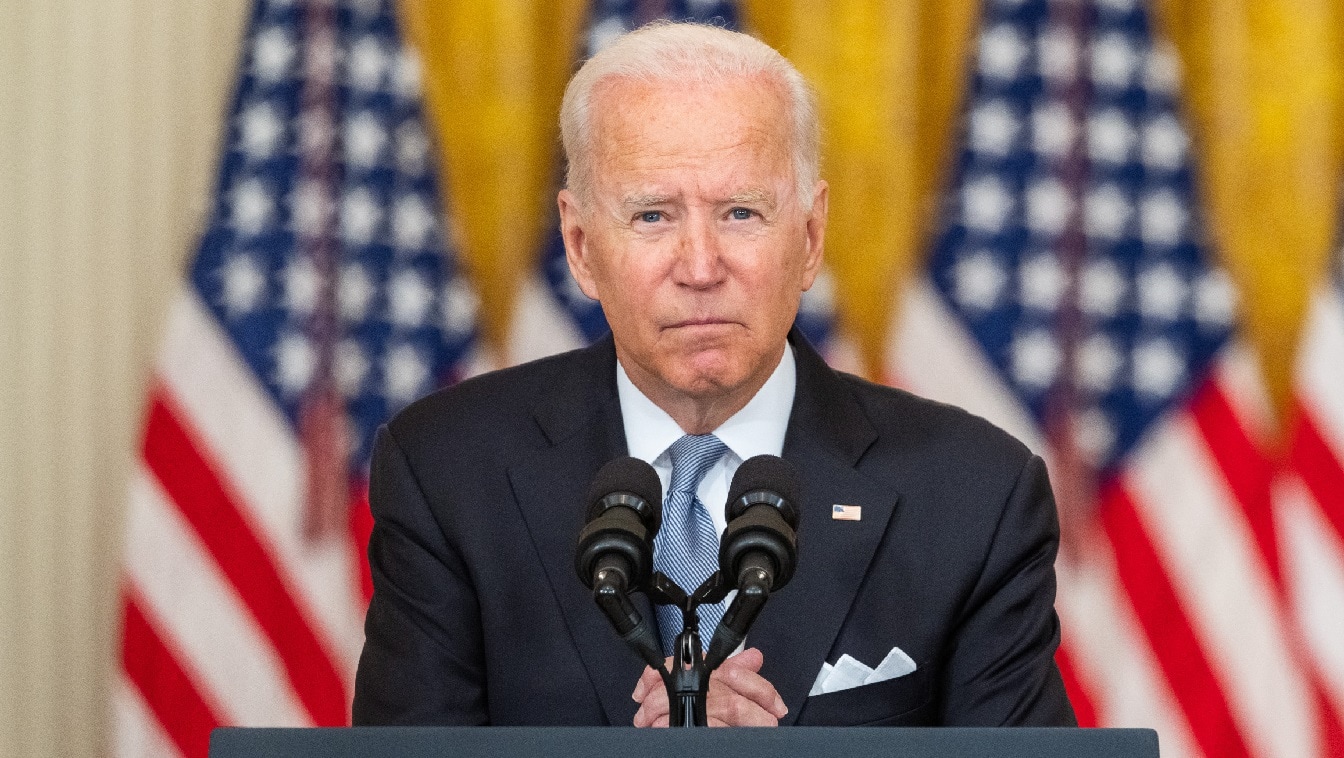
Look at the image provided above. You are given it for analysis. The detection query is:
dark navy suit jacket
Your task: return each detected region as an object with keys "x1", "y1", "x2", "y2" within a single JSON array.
[{"x1": 352, "y1": 330, "x2": 1075, "y2": 727}]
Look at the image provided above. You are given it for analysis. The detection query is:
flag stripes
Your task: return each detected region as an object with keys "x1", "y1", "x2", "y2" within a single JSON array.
[
  {"x1": 1100, "y1": 483, "x2": 1252, "y2": 758},
  {"x1": 153, "y1": 292, "x2": 366, "y2": 664},
  {"x1": 141, "y1": 391, "x2": 349, "y2": 726},
  {"x1": 125, "y1": 469, "x2": 308, "y2": 727},
  {"x1": 121, "y1": 595, "x2": 225, "y2": 758},
  {"x1": 1282, "y1": 274, "x2": 1344, "y2": 742},
  {"x1": 1056, "y1": 539, "x2": 1202, "y2": 756}
]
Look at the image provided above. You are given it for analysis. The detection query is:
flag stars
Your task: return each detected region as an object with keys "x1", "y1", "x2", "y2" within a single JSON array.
[
  {"x1": 252, "y1": 27, "x2": 296, "y2": 82},
  {"x1": 1091, "y1": 32, "x2": 1140, "y2": 90},
  {"x1": 1078, "y1": 333, "x2": 1124, "y2": 393},
  {"x1": 393, "y1": 194, "x2": 436, "y2": 250},
  {"x1": 299, "y1": 110, "x2": 336, "y2": 157},
  {"x1": 1038, "y1": 25, "x2": 1079, "y2": 83},
  {"x1": 1032, "y1": 101, "x2": 1076, "y2": 159},
  {"x1": 341, "y1": 187, "x2": 383, "y2": 244},
  {"x1": 1195, "y1": 269, "x2": 1238, "y2": 328},
  {"x1": 348, "y1": 35, "x2": 388, "y2": 92},
  {"x1": 1140, "y1": 190, "x2": 1187, "y2": 246},
  {"x1": 335, "y1": 339, "x2": 370, "y2": 397},
  {"x1": 229, "y1": 179, "x2": 275, "y2": 235},
  {"x1": 274, "y1": 331, "x2": 316, "y2": 395},
  {"x1": 1143, "y1": 42, "x2": 1182, "y2": 95},
  {"x1": 1012, "y1": 329, "x2": 1062, "y2": 391},
  {"x1": 1020, "y1": 253, "x2": 1067, "y2": 312},
  {"x1": 1026, "y1": 178, "x2": 1073, "y2": 236},
  {"x1": 345, "y1": 111, "x2": 388, "y2": 169},
  {"x1": 388, "y1": 269, "x2": 434, "y2": 327},
  {"x1": 1132, "y1": 338, "x2": 1185, "y2": 398},
  {"x1": 392, "y1": 49, "x2": 423, "y2": 100},
  {"x1": 1085, "y1": 183, "x2": 1133, "y2": 240},
  {"x1": 1088, "y1": 109, "x2": 1136, "y2": 165},
  {"x1": 1138, "y1": 264, "x2": 1188, "y2": 321},
  {"x1": 382, "y1": 343, "x2": 430, "y2": 403},
  {"x1": 979, "y1": 24, "x2": 1029, "y2": 82},
  {"x1": 953, "y1": 250, "x2": 1009, "y2": 312},
  {"x1": 290, "y1": 180, "x2": 333, "y2": 238},
  {"x1": 970, "y1": 100, "x2": 1020, "y2": 157},
  {"x1": 220, "y1": 255, "x2": 267, "y2": 316},
  {"x1": 340, "y1": 264, "x2": 376, "y2": 322},
  {"x1": 282, "y1": 257, "x2": 319, "y2": 315},
  {"x1": 962, "y1": 175, "x2": 1015, "y2": 233},
  {"x1": 239, "y1": 102, "x2": 285, "y2": 160},
  {"x1": 1082, "y1": 259, "x2": 1128, "y2": 317},
  {"x1": 1142, "y1": 114, "x2": 1188, "y2": 171},
  {"x1": 395, "y1": 121, "x2": 431, "y2": 175},
  {"x1": 441, "y1": 278, "x2": 480, "y2": 336}
]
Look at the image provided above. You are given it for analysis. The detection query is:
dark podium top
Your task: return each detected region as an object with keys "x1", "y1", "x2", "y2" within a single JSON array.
[{"x1": 211, "y1": 726, "x2": 1158, "y2": 757}]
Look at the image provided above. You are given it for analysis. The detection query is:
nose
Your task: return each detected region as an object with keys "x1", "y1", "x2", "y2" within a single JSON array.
[{"x1": 672, "y1": 211, "x2": 725, "y2": 289}]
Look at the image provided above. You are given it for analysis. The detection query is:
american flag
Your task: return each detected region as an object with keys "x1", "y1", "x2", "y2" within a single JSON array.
[
  {"x1": 114, "y1": 0, "x2": 475, "y2": 754},
  {"x1": 510, "y1": 0, "x2": 835, "y2": 363},
  {"x1": 1280, "y1": 245, "x2": 1344, "y2": 735},
  {"x1": 888, "y1": 0, "x2": 1341, "y2": 754}
]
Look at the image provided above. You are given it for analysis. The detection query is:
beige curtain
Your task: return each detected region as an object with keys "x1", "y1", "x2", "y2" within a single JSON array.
[{"x1": 0, "y1": 0, "x2": 250, "y2": 754}]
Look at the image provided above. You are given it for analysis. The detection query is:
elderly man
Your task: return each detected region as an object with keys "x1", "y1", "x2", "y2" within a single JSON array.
[{"x1": 353, "y1": 22, "x2": 1074, "y2": 728}]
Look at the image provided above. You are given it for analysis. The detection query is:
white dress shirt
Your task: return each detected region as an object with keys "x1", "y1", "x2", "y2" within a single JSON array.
[{"x1": 616, "y1": 345, "x2": 796, "y2": 537}]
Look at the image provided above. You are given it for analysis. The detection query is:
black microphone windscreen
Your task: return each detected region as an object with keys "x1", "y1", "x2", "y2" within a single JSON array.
[
  {"x1": 727, "y1": 455, "x2": 801, "y2": 510},
  {"x1": 584, "y1": 456, "x2": 662, "y2": 521}
]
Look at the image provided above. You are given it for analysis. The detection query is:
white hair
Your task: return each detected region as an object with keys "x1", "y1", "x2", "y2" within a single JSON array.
[{"x1": 559, "y1": 21, "x2": 820, "y2": 207}]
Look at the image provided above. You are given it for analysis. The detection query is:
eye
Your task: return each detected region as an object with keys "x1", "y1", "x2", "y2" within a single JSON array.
[
  {"x1": 729, "y1": 207, "x2": 755, "y2": 220},
  {"x1": 638, "y1": 211, "x2": 663, "y2": 223}
]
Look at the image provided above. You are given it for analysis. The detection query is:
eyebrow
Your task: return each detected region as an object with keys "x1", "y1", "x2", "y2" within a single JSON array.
[
  {"x1": 726, "y1": 189, "x2": 776, "y2": 208},
  {"x1": 620, "y1": 193, "x2": 674, "y2": 209}
]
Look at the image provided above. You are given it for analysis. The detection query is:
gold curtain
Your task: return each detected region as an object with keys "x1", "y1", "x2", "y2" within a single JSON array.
[
  {"x1": 403, "y1": 1, "x2": 980, "y2": 378},
  {"x1": 745, "y1": 1, "x2": 980, "y2": 379},
  {"x1": 398, "y1": 0, "x2": 588, "y2": 360},
  {"x1": 402, "y1": 1, "x2": 1343, "y2": 406},
  {"x1": 1153, "y1": 0, "x2": 1344, "y2": 423}
]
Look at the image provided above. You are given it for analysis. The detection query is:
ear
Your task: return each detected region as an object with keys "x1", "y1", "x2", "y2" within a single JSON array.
[
  {"x1": 558, "y1": 189, "x2": 601, "y2": 300},
  {"x1": 799, "y1": 179, "x2": 828, "y2": 290}
]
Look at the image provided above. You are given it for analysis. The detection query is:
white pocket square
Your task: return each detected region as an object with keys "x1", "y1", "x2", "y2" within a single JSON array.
[{"x1": 808, "y1": 646, "x2": 917, "y2": 696}]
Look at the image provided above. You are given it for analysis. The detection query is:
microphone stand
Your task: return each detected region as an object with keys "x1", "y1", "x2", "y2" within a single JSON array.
[{"x1": 590, "y1": 567, "x2": 775, "y2": 727}]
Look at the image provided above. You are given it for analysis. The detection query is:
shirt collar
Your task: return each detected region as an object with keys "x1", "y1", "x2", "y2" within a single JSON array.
[{"x1": 617, "y1": 345, "x2": 796, "y2": 465}]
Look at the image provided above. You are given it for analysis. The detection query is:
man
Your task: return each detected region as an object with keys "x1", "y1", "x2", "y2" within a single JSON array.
[{"x1": 353, "y1": 22, "x2": 1074, "y2": 728}]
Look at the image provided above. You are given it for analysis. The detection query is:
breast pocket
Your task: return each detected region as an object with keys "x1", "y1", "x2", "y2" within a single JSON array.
[{"x1": 796, "y1": 664, "x2": 934, "y2": 726}]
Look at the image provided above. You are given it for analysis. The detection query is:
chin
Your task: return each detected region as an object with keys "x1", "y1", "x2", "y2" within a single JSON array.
[{"x1": 663, "y1": 356, "x2": 753, "y2": 399}]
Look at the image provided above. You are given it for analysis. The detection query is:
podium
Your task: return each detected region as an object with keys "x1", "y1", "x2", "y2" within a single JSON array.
[{"x1": 210, "y1": 726, "x2": 1158, "y2": 757}]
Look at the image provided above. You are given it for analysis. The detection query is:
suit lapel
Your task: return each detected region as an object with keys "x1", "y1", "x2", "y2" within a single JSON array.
[
  {"x1": 749, "y1": 332, "x2": 901, "y2": 725},
  {"x1": 506, "y1": 338, "x2": 651, "y2": 726}
]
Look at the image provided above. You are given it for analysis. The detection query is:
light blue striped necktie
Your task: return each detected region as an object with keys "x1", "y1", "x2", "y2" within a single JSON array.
[{"x1": 653, "y1": 434, "x2": 729, "y2": 656}]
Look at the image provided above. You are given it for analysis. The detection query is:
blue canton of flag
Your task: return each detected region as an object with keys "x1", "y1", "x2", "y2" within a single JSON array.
[
  {"x1": 929, "y1": 0, "x2": 1236, "y2": 478},
  {"x1": 537, "y1": 0, "x2": 834, "y2": 350},
  {"x1": 190, "y1": 0, "x2": 476, "y2": 474}
]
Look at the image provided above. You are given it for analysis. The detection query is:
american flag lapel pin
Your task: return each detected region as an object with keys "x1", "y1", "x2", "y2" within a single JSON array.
[{"x1": 832, "y1": 504, "x2": 862, "y2": 521}]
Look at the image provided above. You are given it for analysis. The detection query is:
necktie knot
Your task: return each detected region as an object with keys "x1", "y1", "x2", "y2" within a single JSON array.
[{"x1": 667, "y1": 434, "x2": 727, "y2": 495}]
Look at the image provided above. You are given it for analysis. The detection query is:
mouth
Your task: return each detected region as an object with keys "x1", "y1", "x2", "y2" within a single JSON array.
[{"x1": 665, "y1": 318, "x2": 738, "y2": 330}]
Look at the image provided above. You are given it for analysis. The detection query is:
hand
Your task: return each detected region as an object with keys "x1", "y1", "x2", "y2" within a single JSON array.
[{"x1": 631, "y1": 647, "x2": 788, "y2": 727}]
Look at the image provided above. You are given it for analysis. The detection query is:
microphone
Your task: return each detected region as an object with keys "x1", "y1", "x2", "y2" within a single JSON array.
[
  {"x1": 575, "y1": 456, "x2": 665, "y2": 669},
  {"x1": 704, "y1": 455, "x2": 801, "y2": 669}
]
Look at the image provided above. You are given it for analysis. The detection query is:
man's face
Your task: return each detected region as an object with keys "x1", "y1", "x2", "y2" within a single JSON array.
[{"x1": 558, "y1": 74, "x2": 827, "y2": 411}]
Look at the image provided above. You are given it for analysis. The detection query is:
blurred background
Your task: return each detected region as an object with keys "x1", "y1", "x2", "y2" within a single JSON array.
[{"x1": 1, "y1": 0, "x2": 1341, "y2": 756}]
